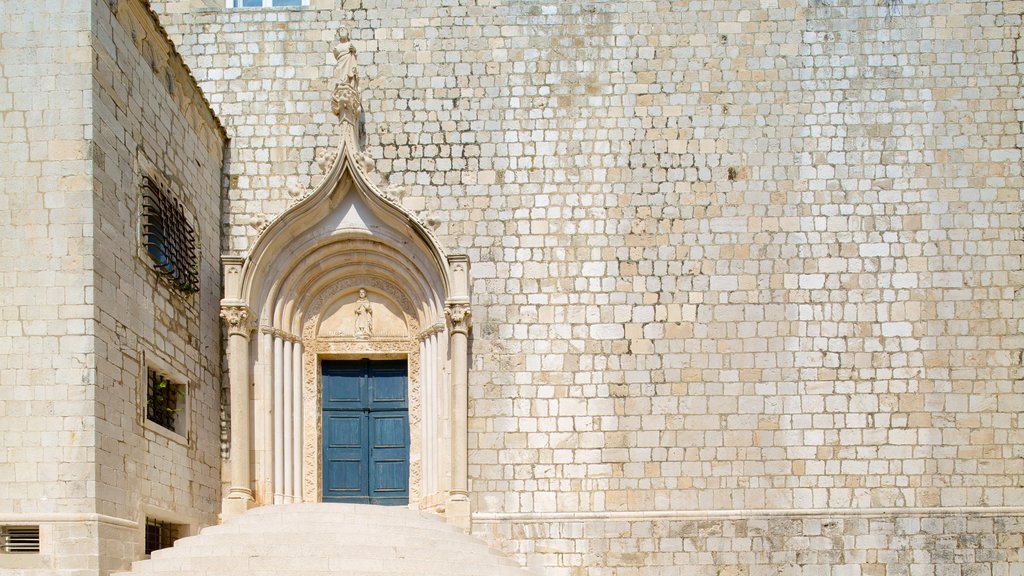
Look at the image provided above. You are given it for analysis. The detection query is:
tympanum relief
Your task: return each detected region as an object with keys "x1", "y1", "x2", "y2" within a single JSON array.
[{"x1": 317, "y1": 288, "x2": 408, "y2": 339}]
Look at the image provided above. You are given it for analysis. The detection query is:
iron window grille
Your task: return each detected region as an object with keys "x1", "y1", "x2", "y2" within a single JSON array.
[
  {"x1": 147, "y1": 368, "x2": 185, "y2": 434},
  {"x1": 141, "y1": 177, "x2": 199, "y2": 294},
  {"x1": 144, "y1": 520, "x2": 183, "y2": 556},
  {"x1": 1, "y1": 526, "x2": 40, "y2": 554}
]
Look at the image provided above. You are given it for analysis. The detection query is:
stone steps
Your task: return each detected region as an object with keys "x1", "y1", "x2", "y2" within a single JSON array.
[{"x1": 114, "y1": 503, "x2": 536, "y2": 576}]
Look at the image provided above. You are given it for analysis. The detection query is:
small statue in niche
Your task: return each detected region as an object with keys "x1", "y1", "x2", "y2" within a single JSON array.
[{"x1": 353, "y1": 288, "x2": 373, "y2": 338}]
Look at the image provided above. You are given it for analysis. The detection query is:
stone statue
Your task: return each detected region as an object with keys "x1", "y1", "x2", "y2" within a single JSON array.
[
  {"x1": 353, "y1": 288, "x2": 372, "y2": 338},
  {"x1": 333, "y1": 27, "x2": 358, "y2": 91},
  {"x1": 331, "y1": 27, "x2": 361, "y2": 118}
]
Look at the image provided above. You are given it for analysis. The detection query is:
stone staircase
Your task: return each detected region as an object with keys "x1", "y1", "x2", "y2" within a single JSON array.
[{"x1": 115, "y1": 503, "x2": 537, "y2": 576}]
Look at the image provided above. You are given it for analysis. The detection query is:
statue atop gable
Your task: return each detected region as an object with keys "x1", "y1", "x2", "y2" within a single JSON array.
[
  {"x1": 333, "y1": 27, "x2": 358, "y2": 92},
  {"x1": 331, "y1": 27, "x2": 361, "y2": 118}
]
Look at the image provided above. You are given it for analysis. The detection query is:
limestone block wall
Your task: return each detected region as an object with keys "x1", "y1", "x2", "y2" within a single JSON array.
[
  {"x1": 0, "y1": 1, "x2": 99, "y2": 574},
  {"x1": 149, "y1": 0, "x2": 1024, "y2": 574},
  {"x1": 0, "y1": 0, "x2": 95, "y2": 516},
  {"x1": 90, "y1": 0, "x2": 226, "y2": 571},
  {"x1": 1, "y1": 0, "x2": 225, "y2": 574}
]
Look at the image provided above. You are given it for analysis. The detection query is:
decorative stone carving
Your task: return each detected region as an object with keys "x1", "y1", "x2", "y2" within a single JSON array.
[
  {"x1": 219, "y1": 385, "x2": 230, "y2": 460},
  {"x1": 445, "y1": 304, "x2": 471, "y2": 335},
  {"x1": 315, "y1": 147, "x2": 338, "y2": 173},
  {"x1": 331, "y1": 27, "x2": 361, "y2": 119},
  {"x1": 302, "y1": 276, "x2": 421, "y2": 341},
  {"x1": 353, "y1": 288, "x2": 373, "y2": 338},
  {"x1": 220, "y1": 305, "x2": 253, "y2": 337},
  {"x1": 357, "y1": 150, "x2": 375, "y2": 174},
  {"x1": 332, "y1": 27, "x2": 357, "y2": 92},
  {"x1": 417, "y1": 322, "x2": 447, "y2": 339},
  {"x1": 332, "y1": 85, "x2": 361, "y2": 118}
]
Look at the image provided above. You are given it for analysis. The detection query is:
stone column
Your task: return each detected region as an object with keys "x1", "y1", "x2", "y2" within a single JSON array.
[
  {"x1": 445, "y1": 303, "x2": 471, "y2": 531},
  {"x1": 221, "y1": 304, "x2": 255, "y2": 519}
]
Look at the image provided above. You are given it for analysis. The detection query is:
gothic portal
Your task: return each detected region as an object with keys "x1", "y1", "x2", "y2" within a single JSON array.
[{"x1": 217, "y1": 30, "x2": 472, "y2": 527}]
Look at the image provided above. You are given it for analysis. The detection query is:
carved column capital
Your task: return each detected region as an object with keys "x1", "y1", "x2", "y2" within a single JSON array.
[
  {"x1": 445, "y1": 304, "x2": 472, "y2": 335},
  {"x1": 220, "y1": 305, "x2": 254, "y2": 338}
]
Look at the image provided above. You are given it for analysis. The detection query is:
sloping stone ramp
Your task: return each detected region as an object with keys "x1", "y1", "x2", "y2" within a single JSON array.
[{"x1": 114, "y1": 503, "x2": 537, "y2": 576}]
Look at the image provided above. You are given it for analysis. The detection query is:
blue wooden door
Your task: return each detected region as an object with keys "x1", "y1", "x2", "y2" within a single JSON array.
[{"x1": 322, "y1": 360, "x2": 409, "y2": 505}]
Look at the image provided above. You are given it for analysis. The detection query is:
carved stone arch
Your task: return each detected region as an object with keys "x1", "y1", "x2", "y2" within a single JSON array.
[{"x1": 219, "y1": 29, "x2": 472, "y2": 526}]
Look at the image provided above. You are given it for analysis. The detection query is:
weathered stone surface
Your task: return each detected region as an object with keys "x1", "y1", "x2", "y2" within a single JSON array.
[
  {"x1": 146, "y1": 0, "x2": 1023, "y2": 573},
  {"x1": 0, "y1": 0, "x2": 225, "y2": 573},
  {"x1": 2, "y1": 0, "x2": 1023, "y2": 574}
]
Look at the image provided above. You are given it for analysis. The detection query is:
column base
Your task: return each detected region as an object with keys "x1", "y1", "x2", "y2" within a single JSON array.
[
  {"x1": 221, "y1": 493, "x2": 255, "y2": 521},
  {"x1": 445, "y1": 495, "x2": 471, "y2": 533}
]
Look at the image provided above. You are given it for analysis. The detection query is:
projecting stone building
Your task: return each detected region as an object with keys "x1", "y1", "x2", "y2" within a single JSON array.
[{"x1": 1, "y1": 0, "x2": 1022, "y2": 575}]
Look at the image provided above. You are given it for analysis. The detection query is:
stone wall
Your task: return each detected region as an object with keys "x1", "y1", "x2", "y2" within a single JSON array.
[
  {"x1": 0, "y1": 0, "x2": 225, "y2": 574},
  {"x1": 0, "y1": 0, "x2": 96, "y2": 516},
  {"x1": 479, "y1": 512, "x2": 1024, "y2": 576},
  {"x1": 91, "y1": 0, "x2": 226, "y2": 570},
  {"x1": 150, "y1": 0, "x2": 1024, "y2": 574},
  {"x1": 0, "y1": 1, "x2": 99, "y2": 574}
]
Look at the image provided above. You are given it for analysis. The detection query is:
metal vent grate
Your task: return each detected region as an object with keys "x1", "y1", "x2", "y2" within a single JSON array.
[{"x1": 1, "y1": 526, "x2": 40, "y2": 553}]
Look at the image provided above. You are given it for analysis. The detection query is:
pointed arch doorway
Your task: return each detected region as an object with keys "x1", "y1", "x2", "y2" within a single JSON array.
[{"x1": 217, "y1": 28, "x2": 473, "y2": 529}]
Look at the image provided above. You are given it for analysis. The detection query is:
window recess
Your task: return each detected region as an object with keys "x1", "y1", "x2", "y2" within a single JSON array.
[
  {"x1": 141, "y1": 176, "x2": 199, "y2": 294},
  {"x1": 146, "y1": 367, "x2": 186, "y2": 435},
  {"x1": 144, "y1": 519, "x2": 184, "y2": 556}
]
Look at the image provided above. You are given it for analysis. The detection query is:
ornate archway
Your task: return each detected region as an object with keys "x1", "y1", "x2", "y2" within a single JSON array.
[{"x1": 218, "y1": 29, "x2": 472, "y2": 528}]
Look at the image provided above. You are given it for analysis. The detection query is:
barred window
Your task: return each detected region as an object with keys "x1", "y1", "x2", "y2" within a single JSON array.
[
  {"x1": 144, "y1": 519, "x2": 184, "y2": 556},
  {"x1": 147, "y1": 368, "x2": 185, "y2": 435},
  {"x1": 141, "y1": 177, "x2": 199, "y2": 294}
]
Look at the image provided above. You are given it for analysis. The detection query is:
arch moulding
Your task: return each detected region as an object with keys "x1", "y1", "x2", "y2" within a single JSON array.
[{"x1": 218, "y1": 28, "x2": 472, "y2": 530}]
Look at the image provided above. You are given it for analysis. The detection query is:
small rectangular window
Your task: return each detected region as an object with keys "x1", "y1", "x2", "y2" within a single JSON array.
[
  {"x1": 146, "y1": 368, "x2": 186, "y2": 435},
  {"x1": 1, "y1": 526, "x2": 40, "y2": 554},
  {"x1": 144, "y1": 520, "x2": 184, "y2": 556},
  {"x1": 141, "y1": 177, "x2": 199, "y2": 294}
]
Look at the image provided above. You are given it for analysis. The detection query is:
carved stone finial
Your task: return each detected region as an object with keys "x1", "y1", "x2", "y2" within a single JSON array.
[
  {"x1": 220, "y1": 305, "x2": 254, "y2": 337},
  {"x1": 445, "y1": 304, "x2": 472, "y2": 335}
]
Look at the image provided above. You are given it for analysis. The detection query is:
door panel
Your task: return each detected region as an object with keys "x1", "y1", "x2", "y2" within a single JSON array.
[
  {"x1": 321, "y1": 360, "x2": 408, "y2": 505},
  {"x1": 368, "y1": 360, "x2": 408, "y2": 410},
  {"x1": 370, "y1": 411, "x2": 409, "y2": 501},
  {"x1": 322, "y1": 412, "x2": 367, "y2": 500},
  {"x1": 322, "y1": 362, "x2": 365, "y2": 411}
]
